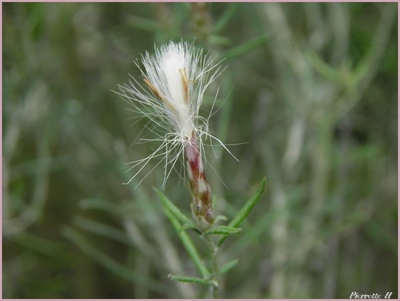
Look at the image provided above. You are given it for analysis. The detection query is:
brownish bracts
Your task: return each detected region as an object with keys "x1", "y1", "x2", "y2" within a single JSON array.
[{"x1": 184, "y1": 131, "x2": 214, "y2": 230}]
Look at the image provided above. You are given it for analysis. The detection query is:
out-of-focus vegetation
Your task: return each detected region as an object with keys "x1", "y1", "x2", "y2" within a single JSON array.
[{"x1": 3, "y1": 3, "x2": 397, "y2": 298}]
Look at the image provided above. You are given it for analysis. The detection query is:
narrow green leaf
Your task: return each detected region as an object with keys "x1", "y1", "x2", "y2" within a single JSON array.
[
  {"x1": 219, "y1": 259, "x2": 239, "y2": 275},
  {"x1": 62, "y1": 226, "x2": 169, "y2": 295},
  {"x1": 218, "y1": 177, "x2": 267, "y2": 246},
  {"x1": 228, "y1": 177, "x2": 267, "y2": 228},
  {"x1": 214, "y1": 215, "x2": 228, "y2": 223},
  {"x1": 206, "y1": 226, "x2": 242, "y2": 236},
  {"x1": 155, "y1": 188, "x2": 196, "y2": 228},
  {"x1": 14, "y1": 232, "x2": 65, "y2": 258},
  {"x1": 73, "y1": 216, "x2": 132, "y2": 245},
  {"x1": 306, "y1": 47, "x2": 340, "y2": 82},
  {"x1": 79, "y1": 198, "x2": 117, "y2": 212},
  {"x1": 129, "y1": 16, "x2": 160, "y2": 33},
  {"x1": 178, "y1": 223, "x2": 202, "y2": 235},
  {"x1": 163, "y1": 207, "x2": 210, "y2": 278},
  {"x1": 156, "y1": 189, "x2": 208, "y2": 275},
  {"x1": 168, "y1": 274, "x2": 211, "y2": 285},
  {"x1": 222, "y1": 35, "x2": 268, "y2": 61},
  {"x1": 213, "y1": 3, "x2": 238, "y2": 34}
]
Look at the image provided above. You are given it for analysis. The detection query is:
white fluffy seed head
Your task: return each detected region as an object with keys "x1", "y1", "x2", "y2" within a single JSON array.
[
  {"x1": 139, "y1": 41, "x2": 217, "y2": 140},
  {"x1": 117, "y1": 40, "x2": 229, "y2": 188}
]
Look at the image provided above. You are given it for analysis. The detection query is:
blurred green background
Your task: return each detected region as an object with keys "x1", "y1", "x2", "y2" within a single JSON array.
[{"x1": 3, "y1": 2, "x2": 397, "y2": 298}]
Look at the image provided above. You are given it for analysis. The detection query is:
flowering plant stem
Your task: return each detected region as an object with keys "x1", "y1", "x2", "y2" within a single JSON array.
[
  {"x1": 157, "y1": 176, "x2": 266, "y2": 298},
  {"x1": 118, "y1": 40, "x2": 266, "y2": 298}
]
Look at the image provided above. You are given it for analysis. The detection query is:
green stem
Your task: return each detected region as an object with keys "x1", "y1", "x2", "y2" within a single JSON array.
[{"x1": 203, "y1": 235, "x2": 220, "y2": 298}]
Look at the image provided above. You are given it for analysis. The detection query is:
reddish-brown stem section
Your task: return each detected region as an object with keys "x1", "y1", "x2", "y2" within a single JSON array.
[{"x1": 184, "y1": 132, "x2": 214, "y2": 229}]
